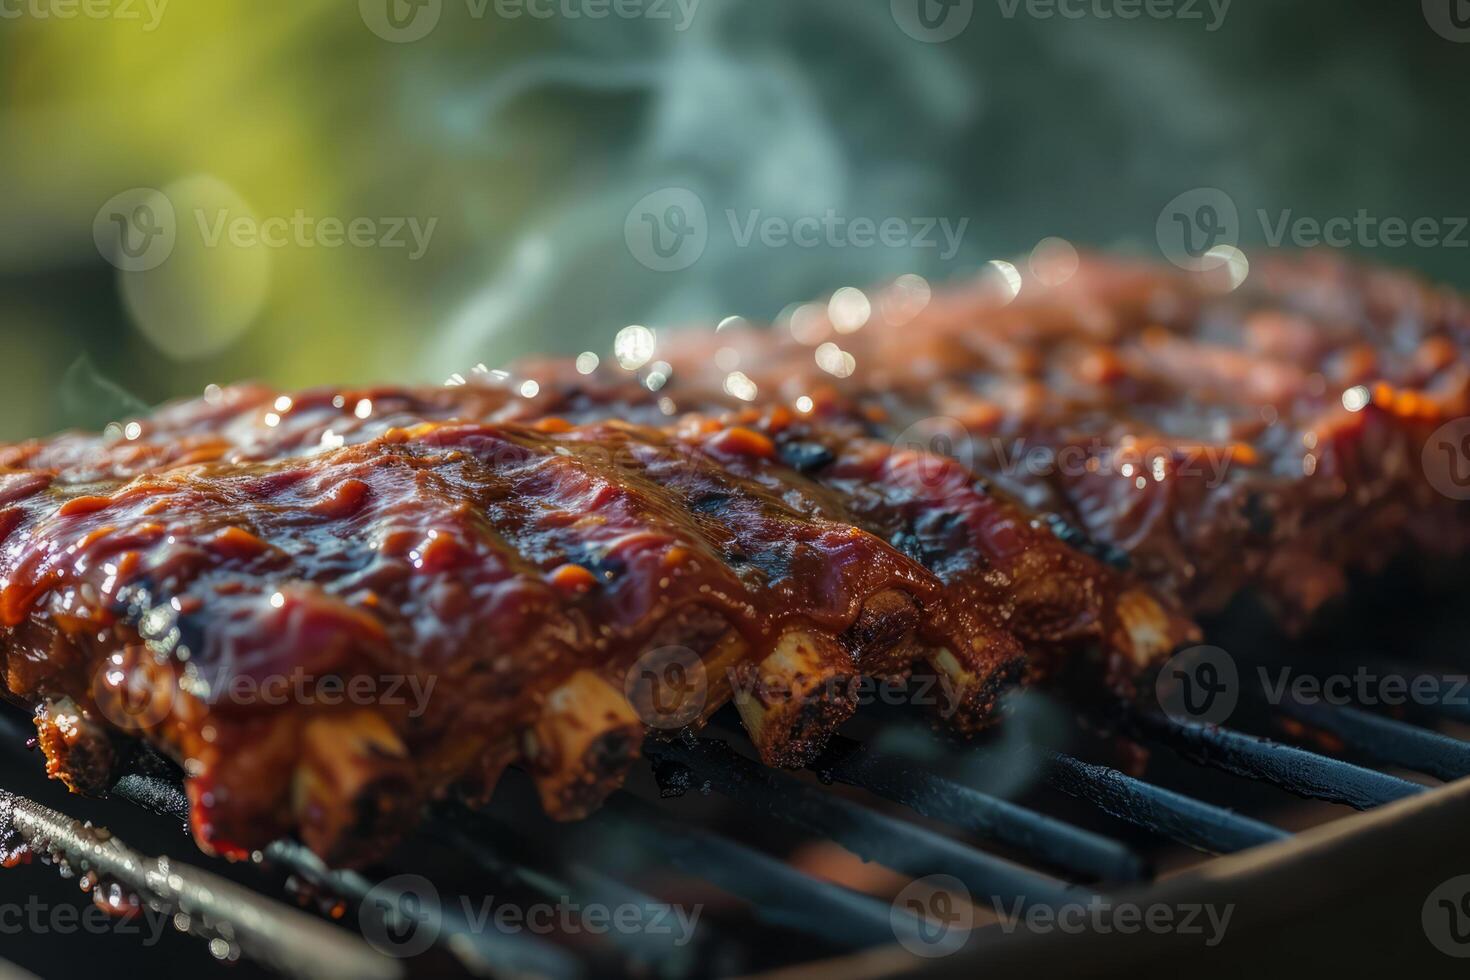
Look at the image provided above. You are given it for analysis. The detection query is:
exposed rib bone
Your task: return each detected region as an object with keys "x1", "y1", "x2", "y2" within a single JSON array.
[
  {"x1": 522, "y1": 670, "x2": 644, "y2": 819},
  {"x1": 921, "y1": 630, "x2": 1027, "y2": 732},
  {"x1": 731, "y1": 629, "x2": 858, "y2": 768},
  {"x1": 292, "y1": 711, "x2": 414, "y2": 861},
  {"x1": 1113, "y1": 588, "x2": 1196, "y2": 668}
]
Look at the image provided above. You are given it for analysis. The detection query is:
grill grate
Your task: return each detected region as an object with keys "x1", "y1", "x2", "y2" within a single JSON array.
[
  {"x1": 1043, "y1": 752, "x2": 1287, "y2": 855},
  {"x1": 3, "y1": 630, "x2": 1470, "y2": 979}
]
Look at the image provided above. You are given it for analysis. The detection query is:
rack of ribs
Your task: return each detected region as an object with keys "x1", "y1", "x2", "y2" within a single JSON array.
[{"x1": 1, "y1": 250, "x2": 1464, "y2": 866}]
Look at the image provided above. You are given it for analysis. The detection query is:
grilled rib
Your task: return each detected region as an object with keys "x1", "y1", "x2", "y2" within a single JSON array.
[
  {"x1": 4, "y1": 250, "x2": 1459, "y2": 865},
  {"x1": 0, "y1": 404, "x2": 1187, "y2": 864}
]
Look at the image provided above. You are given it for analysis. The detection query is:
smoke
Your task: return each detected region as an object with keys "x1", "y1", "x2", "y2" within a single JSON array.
[
  {"x1": 421, "y1": 0, "x2": 985, "y2": 376},
  {"x1": 384, "y1": 0, "x2": 1466, "y2": 378}
]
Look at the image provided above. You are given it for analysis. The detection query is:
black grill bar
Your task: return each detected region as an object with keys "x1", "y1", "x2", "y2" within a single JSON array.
[
  {"x1": 1134, "y1": 712, "x2": 1427, "y2": 809},
  {"x1": 47, "y1": 744, "x2": 584, "y2": 980},
  {"x1": 0, "y1": 789, "x2": 402, "y2": 980},
  {"x1": 429, "y1": 811, "x2": 715, "y2": 975},
  {"x1": 812, "y1": 735, "x2": 1145, "y2": 883},
  {"x1": 1276, "y1": 701, "x2": 1470, "y2": 782},
  {"x1": 264, "y1": 839, "x2": 583, "y2": 980},
  {"x1": 1045, "y1": 753, "x2": 1289, "y2": 854},
  {"x1": 593, "y1": 792, "x2": 917, "y2": 949},
  {"x1": 646, "y1": 736, "x2": 1084, "y2": 910}
]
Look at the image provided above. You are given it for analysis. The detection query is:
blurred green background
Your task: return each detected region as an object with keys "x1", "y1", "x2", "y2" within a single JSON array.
[{"x1": 1, "y1": 0, "x2": 1467, "y2": 440}]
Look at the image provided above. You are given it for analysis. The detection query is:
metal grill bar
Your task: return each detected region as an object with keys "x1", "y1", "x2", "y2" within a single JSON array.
[
  {"x1": 264, "y1": 839, "x2": 582, "y2": 980},
  {"x1": 1276, "y1": 701, "x2": 1470, "y2": 782},
  {"x1": 646, "y1": 737, "x2": 1083, "y2": 910},
  {"x1": 430, "y1": 811, "x2": 715, "y2": 975},
  {"x1": 595, "y1": 792, "x2": 917, "y2": 949},
  {"x1": 1135, "y1": 712, "x2": 1427, "y2": 809},
  {"x1": 0, "y1": 790, "x2": 401, "y2": 980},
  {"x1": 1046, "y1": 753, "x2": 1289, "y2": 854},
  {"x1": 813, "y1": 735, "x2": 1145, "y2": 883},
  {"x1": 40, "y1": 743, "x2": 581, "y2": 980}
]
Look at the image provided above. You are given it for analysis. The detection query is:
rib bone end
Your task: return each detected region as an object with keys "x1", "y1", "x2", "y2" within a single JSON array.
[
  {"x1": 293, "y1": 710, "x2": 415, "y2": 863},
  {"x1": 524, "y1": 669, "x2": 645, "y2": 820},
  {"x1": 734, "y1": 629, "x2": 858, "y2": 768},
  {"x1": 925, "y1": 631, "x2": 1027, "y2": 733}
]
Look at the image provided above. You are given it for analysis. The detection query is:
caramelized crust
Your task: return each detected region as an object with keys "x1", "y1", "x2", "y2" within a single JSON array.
[
  {"x1": 9, "y1": 250, "x2": 1456, "y2": 864},
  {"x1": 1, "y1": 406, "x2": 1186, "y2": 862}
]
